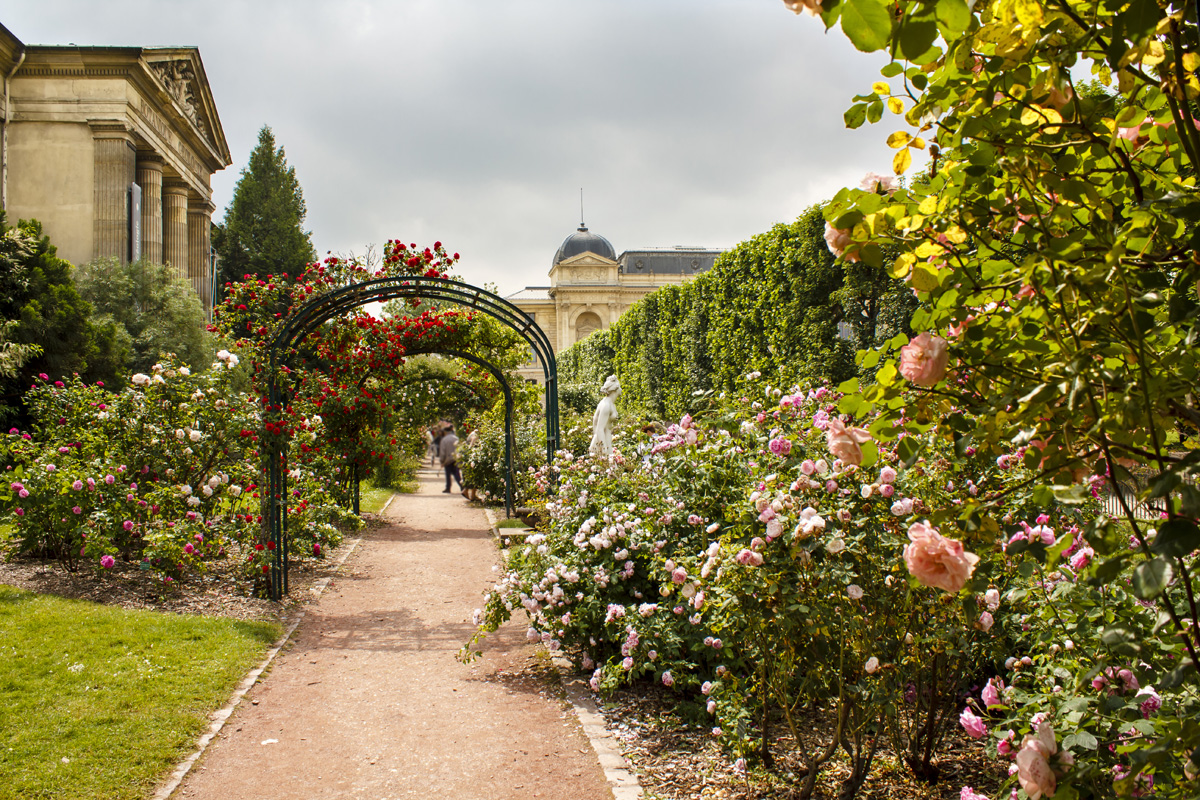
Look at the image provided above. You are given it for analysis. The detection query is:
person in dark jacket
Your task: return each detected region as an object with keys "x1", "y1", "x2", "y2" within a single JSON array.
[{"x1": 438, "y1": 424, "x2": 464, "y2": 493}]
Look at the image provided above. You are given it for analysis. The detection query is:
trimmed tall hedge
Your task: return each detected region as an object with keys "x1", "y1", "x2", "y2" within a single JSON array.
[{"x1": 558, "y1": 205, "x2": 914, "y2": 421}]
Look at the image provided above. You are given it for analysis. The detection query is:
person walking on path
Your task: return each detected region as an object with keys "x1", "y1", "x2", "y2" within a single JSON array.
[{"x1": 439, "y1": 424, "x2": 464, "y2": 493}]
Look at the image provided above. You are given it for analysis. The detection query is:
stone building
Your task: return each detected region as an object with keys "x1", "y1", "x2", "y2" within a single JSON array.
[
  {"x1": 0, "y1": 23, "x2": 231, "y2": 312},
  {"x1": 507, "y1": 223, "x2": 721, "y2": 383}
]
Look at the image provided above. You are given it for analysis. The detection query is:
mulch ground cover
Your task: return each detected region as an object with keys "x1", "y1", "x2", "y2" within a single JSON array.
[{"x1": 598, "y1": 683, "x2": 1007, "y2": 800}]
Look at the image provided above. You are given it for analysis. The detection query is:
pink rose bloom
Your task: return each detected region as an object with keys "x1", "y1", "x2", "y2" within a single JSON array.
[
  {"x1": 981, "y1": 677, "x2": 1004, "y2": 708},
  {"x1": 671, "y1": 567, "x2": 687, "y2": 584},
  {"x1": 1069, "y1": 546, "x2": 1093, "y2": 570},
  {"x1": 978, "y1": 611, "x2": 994, "y2": 632},
  {"x1": 783, "y1": 0, "x2": 824, "y2": 17},
  {"x1": 800, "y1": 459, "x2": 816, "y2": 475},
  {"x1": 824, "y1": 222, "x2": 858, "y2": 261},
  {"x1": 313, "y1": 543, "x2": 322, "y2": 555},
  {"x1": 903, "y1": 521, "x2": 979, "y2": 592},
  {"x1": 880, "y1": 483, "x2": 895, "y2": 497},
  {"x1": 899, "y1": 333, "x2": 951, "y2": 387},
  {"x1": 960, "y1": 787, "x2": 991, "y2": 800},
  {"x1": 879, "y1": 466, "x2": 897, "y2": 484},
  {"x1": 736, "y1": 549, "x2": 764, "y2": 567},
  {"x1": 661, "y1": 670, "x2": 674, "y2": 687},
  {"x1": 183, "y1": 543, "x2": 195, "y2": 555},
  {"x1": 72, "y1": 480, "x2": 83, "y2": 491},
  {"x1": 860, "y1": 172, "x2": 899, "y2": 193},
  {"x1": 1015, "y1": 725, "x2": 1058, "y2": 800},
  {"x1": 621, "y1": 657, "x2": 634, "y2": 671},
  {"x1": 959, "y1": 707, "x2": 987, "y2": 739},
  {"x1": 825, "y1": 418, "x2": 872, "y2": 466},
  {"x1": 123, "y1": 520, "x2": 134, "y2": 531},
  {"x1": 100, "y1": 555, "x2": 115, "y2": 569}
]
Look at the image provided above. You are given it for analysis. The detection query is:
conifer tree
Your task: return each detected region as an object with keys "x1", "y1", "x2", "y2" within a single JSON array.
[{"x1": 214, "y1": 125, "x2": 316, "y2": 291}]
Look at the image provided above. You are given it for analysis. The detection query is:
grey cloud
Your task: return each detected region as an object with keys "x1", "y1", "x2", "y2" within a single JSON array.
[{"x1": 6, "y1": 0, "x2": 893, "y2": 292}]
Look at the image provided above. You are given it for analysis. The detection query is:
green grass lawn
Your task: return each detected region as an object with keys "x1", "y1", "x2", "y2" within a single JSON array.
[
  {"x1": 358, "y1": 481, "x2": 397, "y2": 514},
  {"x1": 0, "y1": 585, "x2": 280, "y2": 800}
]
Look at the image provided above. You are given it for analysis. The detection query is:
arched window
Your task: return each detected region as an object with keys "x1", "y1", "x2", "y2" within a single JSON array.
[{"x1": 575, "y1": 311, "x2": 602, "y2": 343}]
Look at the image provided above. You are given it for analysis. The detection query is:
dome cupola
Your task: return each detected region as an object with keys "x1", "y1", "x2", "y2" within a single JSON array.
[{"x1": 553, "y1": 225, "x2": 616, "y2": 266}]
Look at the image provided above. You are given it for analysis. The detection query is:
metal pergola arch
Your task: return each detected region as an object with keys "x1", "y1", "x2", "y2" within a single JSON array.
[{"x1": 264, "y1": 276, "x2": 558, "y2": 600}]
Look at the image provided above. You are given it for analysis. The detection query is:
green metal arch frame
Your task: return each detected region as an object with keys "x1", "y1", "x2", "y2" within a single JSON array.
[{"x1": 264, "y1": 277, "x2": 558, "y2": 599}]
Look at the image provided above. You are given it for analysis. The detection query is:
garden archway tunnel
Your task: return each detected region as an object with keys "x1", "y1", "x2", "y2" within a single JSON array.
[{"x1": 264, "y1": 276, "x2": 558, "y2": 599}]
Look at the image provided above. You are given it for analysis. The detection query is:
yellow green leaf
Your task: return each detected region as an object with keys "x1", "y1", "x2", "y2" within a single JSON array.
[
  {"x1": 1183, "y1": 52, "x2": 1200, "y2": 73},
  {"x1": 909, "y1": 262, "x2": 940, "y2": 291},
  {"x1": 872, "y1": 81, "x2": 891, "y2": 96},
  {"x1": 914, "y1": 240, "x2": 944, "y2": 258},
  {"x1": 887, "y1": 130, "x2": 913, "y2": 148},
  {"x1": 943, "y1": 225, "x2": 968, "y2": 244},
  {"x1": 893, "y1": 148, "x2": 913, "y2": 174},
  {"x1": 1014, "y1": 0, "x2": 1044, "y2": 29},
  {"x1": 912, "y1": 137, "x2": 926, "y2": 150},
  {"x1": 1141, "y1": 41, "x2": 1166, "y2": 66},
  {"x1": 889, "y1": 252, "x2": 916, "y2": 279},
  {"x1": 887, "y1": 96, "x2": 906, "y2": 114},
  {"x1": 918, "y1": 196, "x2": 938, "y2": 215}
]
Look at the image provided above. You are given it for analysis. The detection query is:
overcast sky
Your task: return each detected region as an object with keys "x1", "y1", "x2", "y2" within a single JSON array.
[{"x1": 7, "y1": 0, "x2": 891, "y2": 296}]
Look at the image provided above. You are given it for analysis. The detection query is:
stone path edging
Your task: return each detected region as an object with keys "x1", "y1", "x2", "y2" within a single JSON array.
[
  {"x1": 152, "y1": 522, "x2": 370, "y2": 800},
  {"x1": 484, "y1": 507, "x2": 645, "y2": 800}
]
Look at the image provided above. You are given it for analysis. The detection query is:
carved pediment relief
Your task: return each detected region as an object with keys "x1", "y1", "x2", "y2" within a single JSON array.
[
  {"x1": 553, "y1": 252, "x2": 616, "y2": 285},
  {"x1": 148, "y1": 58, "x2": 210, "y2": 140}
]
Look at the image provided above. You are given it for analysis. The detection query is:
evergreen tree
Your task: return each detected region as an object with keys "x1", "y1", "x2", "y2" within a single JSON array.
[{"x1": 215, "y1": 125, "x2": 316, "y2": 291}]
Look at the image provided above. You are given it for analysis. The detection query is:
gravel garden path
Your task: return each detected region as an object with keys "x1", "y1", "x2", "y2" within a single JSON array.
[{"x1": 173, "y1": 468, "x2": 613, "y2": 800}]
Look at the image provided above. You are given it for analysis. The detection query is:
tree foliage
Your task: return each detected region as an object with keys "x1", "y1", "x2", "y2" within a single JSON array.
[
  {"x1": 74, "y1": 258, "x2": 213, "y2": 374},
  {"x1": 0, "y1": 215, "x2": 125, "y2": 424},
  {"x1": 793, "y1": 0, "x2": 1200, "y2": 791},
  {"x1": 214, "y1": 125, "x2": 316, "y2": 291}
]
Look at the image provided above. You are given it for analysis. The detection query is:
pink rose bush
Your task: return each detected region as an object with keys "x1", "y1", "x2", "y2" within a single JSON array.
[
  {"x1": 468, "y1": 384, "x2": 1026, "y2": 793},
  {"x1": 0, "y1": 360, "x2": 350, "y2": 583}
]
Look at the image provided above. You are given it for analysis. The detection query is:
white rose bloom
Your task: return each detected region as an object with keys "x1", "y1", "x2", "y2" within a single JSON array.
[
  {"x1": 229, "y1": 485, "x2": 242, "y2": 497},
  {"x1": 865, "y1": 656, "x2": 880, "y2": 674},
  {"x1": 826, "y1": 538, "x2": 846, "y2": 555},
  {"x1": 208, "y1": 476, "x2": 220, "y2": 489},
  {"x1": 175, "y1": 429, "x2": 186, "y2": 440},
  {"x1": 132, "y1": 373, "x2": 150, "y2": 386},
  {"x1": 179, "y1": 367, "x2": 190, "y2": 376},
  {"x1": 189, "y1": 430, "x2": 202, "y2": 442},
  {"x1": 181, "y1": 484, "x2": 192, "y2": 495},
  {"x1": 202, "y1": 485, "x2": 214, "y2": 497},
  {"x1": 151, "y1": 374, "x2": 165, "y2": 384},
  {"x1": 226, "y1": 354, "x2": 239, "y2": 368},
  {"x1": 186, "y1": 495, "x2": 201, "y2": 507},
  {"x1": 217, "y1": 349, "x2": 231, "y2": 360},
  {"x1": 847, "y1": 584, "x2": 864, "y2": 600}
]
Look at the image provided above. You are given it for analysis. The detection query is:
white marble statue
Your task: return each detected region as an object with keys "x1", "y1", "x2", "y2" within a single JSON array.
[{"x1": 588, "y1": 375, "x2": 621, "y2": 456}]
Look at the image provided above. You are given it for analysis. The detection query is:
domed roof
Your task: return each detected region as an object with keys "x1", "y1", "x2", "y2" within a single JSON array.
[{"x1": 553, "y1": 226, "x2": 616, "y2": 266}]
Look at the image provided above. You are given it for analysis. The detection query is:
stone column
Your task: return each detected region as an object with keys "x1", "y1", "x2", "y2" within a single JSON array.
[
  {"x1": 188, "y1": 203, "x2": 213, "y2": 309},
  {"x1": 162, "y1": 180, "x2": 190, "y2": 282},
  {"x1": 90, "y1": 121, "x2": 136, "y2": 263},
  {"x1": 136, "y1": 154, "x2": 164, "y2": 265}
]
